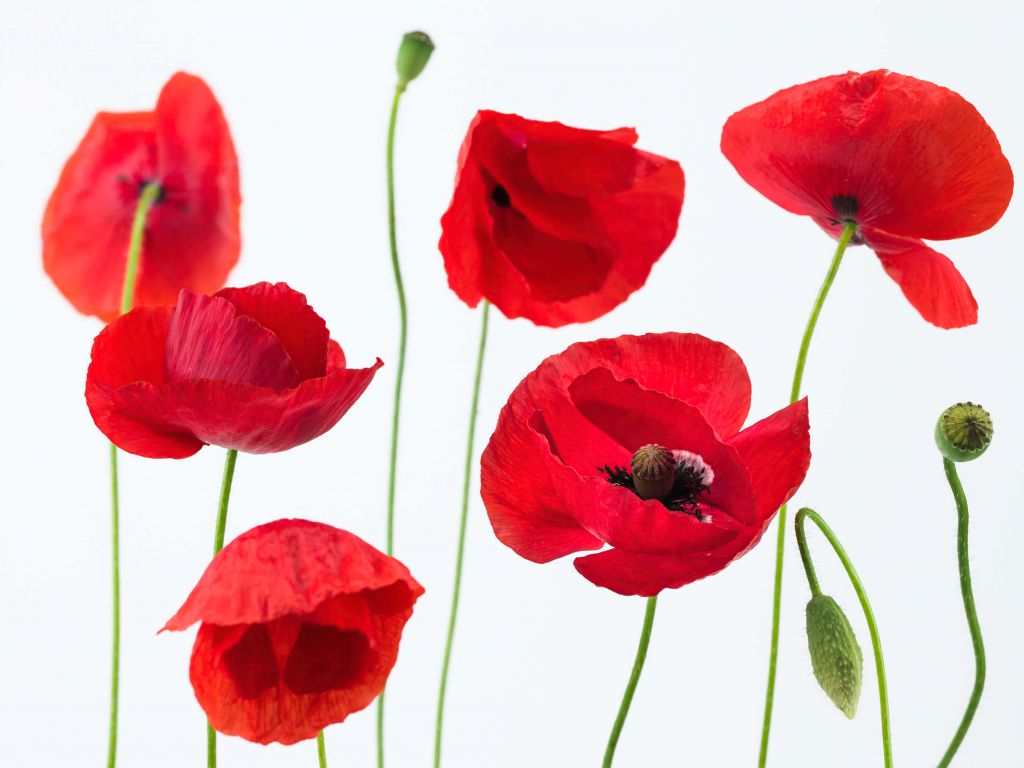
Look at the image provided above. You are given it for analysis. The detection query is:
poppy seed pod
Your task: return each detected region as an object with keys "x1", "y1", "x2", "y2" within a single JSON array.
[
  {"x1": 935, "y1": 402, "x2": 993, "y2": 463},
  {"x1": 806, "y1": 594, "x2": 863, "y2": 719},
  {"x1": 396, "y1": 31, "x2": 434, "y2": 87}
]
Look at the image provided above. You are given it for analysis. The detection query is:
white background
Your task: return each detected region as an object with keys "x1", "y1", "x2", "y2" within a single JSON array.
[{"x1": 1, "y1": 1, "x2": 1021, "y2": 766}]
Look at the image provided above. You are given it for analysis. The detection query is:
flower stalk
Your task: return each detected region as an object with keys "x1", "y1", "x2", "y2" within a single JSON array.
[{"x1": 603, "y1": 596, "x2": 658, "y2": 767}]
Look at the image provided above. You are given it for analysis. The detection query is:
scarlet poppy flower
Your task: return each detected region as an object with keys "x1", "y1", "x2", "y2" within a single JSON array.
[
  {"x1": 721, "y1": 70, "x2": 1013, "y2": 329},
  {"x1": 439, "y1": 111, "x2": 685, "y2": 327},
  {"x1": 163, "y1": 519, "x2": 423, "y2": 745},
  {"x1": 43, "y1": 72, "x2": 241, "y2": 321},
  {"x1": 86, "y1": 282, "x2": 382, "y2": 458},
  {"x1": 480, "y1": 333, "x2": 810, "y2": 596}
]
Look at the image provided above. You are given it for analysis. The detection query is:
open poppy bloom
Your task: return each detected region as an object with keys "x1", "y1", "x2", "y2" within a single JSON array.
[
  {"x1": 439, "y1": 111, "x2": 685, "y2": 327},
  {"x1": 721, "y1": 70, "x2": 1013, "y2": 329},
  {"x1": 86, "y1": 282, "x2": 382, "y2": 458},
  {"x1": 164, "y1": 519, "x2": 423, "y2": 744},
  {"x1": 43, "y1": 72, "x2": 241, "y2": 321},
  {"x1": 480, "y1": 333, "x2": 810, "y2": 596}
]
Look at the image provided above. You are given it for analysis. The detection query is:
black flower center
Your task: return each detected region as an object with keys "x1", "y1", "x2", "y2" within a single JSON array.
[
  {"x1": 599, "y1": 457, "x2": 710, "y2": 520},
  {"x1": 831, "y1": 194, "x2": 859, "y2": 221},
  {"x1": 491, "y1": 183, "x2": 511, "y2": 208}
]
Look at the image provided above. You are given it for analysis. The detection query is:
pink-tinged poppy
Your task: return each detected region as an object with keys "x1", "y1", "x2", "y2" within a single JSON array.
[
  {"x1": 164, "y1": 519, "x2": 424, "y2": 745},
  {"x1": 86, "y1": 282, "x2": 382, "y2": 458},
  {"x1": 721, "y1": 70, "x2": 1013, "y2": 329},
  {"x1": 439, "y1": 110, "x2": 685, "y2": 327},
  {"x1": 43, "y1": 72, "x2": 241, "y2": 321},
  {"x1": 480, "y1": 333, "x2": 810, "y2": 596}
]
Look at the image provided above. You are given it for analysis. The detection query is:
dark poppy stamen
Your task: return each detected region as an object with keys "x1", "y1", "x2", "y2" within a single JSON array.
[
  {"x1": 491, "y1": 184, "x2": 511, "y2": 208},
  {"x1": 599, "y1": 449, "x2": 710, "y2": 520},
  {"x1": 831, "y1": 194, "x2": 860, "y2": 221}
]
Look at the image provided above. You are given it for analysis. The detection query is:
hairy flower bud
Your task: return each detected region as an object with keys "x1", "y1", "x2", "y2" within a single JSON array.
[
  {"x1": 935, "y1": 402, "x2": 993, "y2": 463},
  {"x1": 630, "y1": 444, "x2": 676, "y2": 501},
  {"x1": 806, "y1": 594, "x2": 863, "y2": 719},
  {"x1": 396, "y1": 31, "x2": 434, "y2": 87}
]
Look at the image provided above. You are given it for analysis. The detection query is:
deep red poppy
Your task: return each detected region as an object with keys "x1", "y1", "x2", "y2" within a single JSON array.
[
  {"x1": 43, "y1": 72, "x2": 241, "y2": 321},
  {"x1": 721, "y1": 70, "x2": 1013, "y2": 329},
  {"x1": 164, "y1": 519, "x2": 423, "y2": 745},
  {"x1": 480, "y1": 333, "x2": 810, "y2": 597},
  {"x1": 439, "y1": 110, "x2": 685, "y2": 327},
  {"x1": 86, "y1": 282, "x2": 382, "y2": 458}
]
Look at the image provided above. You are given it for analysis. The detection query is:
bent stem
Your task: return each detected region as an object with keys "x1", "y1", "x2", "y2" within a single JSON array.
[
  {"x1": 377, "y1": 80, "x2": 408, "y2": 768},
  {"x1": 758, "y1": 220, "x2": 857, "y2": 766},
  {"x1": 434, "y1": 301, "x2": 491, "y2": 768},
  {"x1": 603, "y1": 596, "x2": 658, "y2": 768},
  {"x1": 206, "y1": 448, "x2": 239, "y2": 768},
  {"x1": 317, "y1": 731, "x2": 328, "y2": 768},
  {"x1": 936, "y1": 458, "x2": 985, "y2": 768},
  {"x1": 106, "y1": 180, "x2": 161, "y2": 768},
  {"x1": 795, "y1": 508, "x2": 893, "y2": 768}
]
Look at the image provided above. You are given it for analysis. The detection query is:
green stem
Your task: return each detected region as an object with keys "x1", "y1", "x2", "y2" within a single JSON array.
[
  {"x1": 317, "y1": 731, "x2": 328, "y2": 768},
  {"x1": 377, "y1": 80, "x2": 408, "y2": 768},
  {"x1": 795, "y1": 508, "x2": 893, "y2": 768},
  {"x1": 106, "y1": 180, "x2": 161, "y2": 768},
  {"x1": 433, "y1": 301, "x2": 491, "y2": 768},
  {"x1": 207, "y1": 448, "x2": 238, "y2": 768},
  {"x1": 936, "y1": 458, "x2": 986, "y2": 768},
  {"x1": 758, "y1": 221, "x2": 857, "y2": 766},
  {"x1": 602, "y1": 596, "x2": 658, "y2": 768}
]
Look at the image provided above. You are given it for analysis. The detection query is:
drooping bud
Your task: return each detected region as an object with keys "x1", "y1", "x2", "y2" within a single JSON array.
[
  {"x1": 396, "y1": 31, "x2": 434, "y2": 88},
  {"x1": 806, "y1": 594, "x2": 863, "y2": 719},
  {"x1": 935, "y1": 402, "x2": 993, "y2": 463},
  {"x1": 630, "y1": 444, "x2": 676, "y2": 501}
]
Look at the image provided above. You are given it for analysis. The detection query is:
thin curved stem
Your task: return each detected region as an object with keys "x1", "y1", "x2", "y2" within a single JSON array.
[
  {"x1": 795, "y1": 508, "x2": 893, "y2": 768},
  {"x1": 106, "y1": 180, "x2": 161, "y2": 768},
  {"x1": 602, "y1": 596, "x2": 658, "y2": 768},
  {"x1": 758, "y1": 221, "x2": 857, "y2": 766},
  {"x1": 434, "y1": 301, "x2": 491, "y2": 768},
  {"x1": 936, "y1": 458, "x2": 986, "y2": 768},
  {"x1": 377, "y1": 80, "x2": 408, "y2": 768},
  {"x1": 317, "y1": 731, "x2": 328, "y2": 768},
  {"x1": 207, "y1": 448, "x2": 239, "y2": 768}
]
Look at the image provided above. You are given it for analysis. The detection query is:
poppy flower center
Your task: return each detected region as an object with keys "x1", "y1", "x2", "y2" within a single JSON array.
[
  {"x1": 491, "y1": 183, "x2": 512, "y2": 208},
  {"x1": 600, "y1": 443, "x2": 713, "y2": 519},
  {"x1": 831, "y1": 193, "x2": 860, "y2": 221}
]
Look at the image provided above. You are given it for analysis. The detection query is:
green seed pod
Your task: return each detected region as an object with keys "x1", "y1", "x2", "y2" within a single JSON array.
[
  {"x1": 935, "y1": 402, "x2": 993, "y2": 463},
  {"x1": 806, "y1": 594, "x2": 863, "y2": 719},
  {"x1": 396, "y1": 31, "x2": 434, "y2": 87}
]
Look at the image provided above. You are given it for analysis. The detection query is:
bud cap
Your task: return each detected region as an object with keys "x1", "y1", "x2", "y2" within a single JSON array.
[
  {"x1": 396, "y1": 31, "x2": 434, "y2": 87},
  {"x1": 806, "y1": 594, "x2": 863, "y2": 719},
  {"x1": 935, "y1": 402, "x2": 993, "y2": 463}
]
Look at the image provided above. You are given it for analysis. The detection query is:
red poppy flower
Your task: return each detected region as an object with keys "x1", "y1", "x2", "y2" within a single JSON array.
[
  {"x1": 480, "y1": 333, "x2": 810, "y2": 596},
  {"x1": 43, "y1": 72, "x2": 241, "y2": 321},
  {"x1": 163, "y1": 519, "x2": 423, "y2": 745},
  {"x1": 86, "y1": 282, "x2": 382, "y2": 458},
  {"x1": 439, "y1": 111, "x2": 685, "y2": 327},
  {"x1": 721, "y1": 70, "x2": 1013, "y2": 329}
]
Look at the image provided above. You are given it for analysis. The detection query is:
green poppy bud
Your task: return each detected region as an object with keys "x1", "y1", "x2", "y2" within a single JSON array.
[
  {"x1": 935, "y1": 402, "x2": 993, "y2": 463},
  {"x1": 806, "y1": 594, "x2": 863, "y2": 719},
  {"x1": 396, "y1": 31, "x2": 434, "y2": 88}
]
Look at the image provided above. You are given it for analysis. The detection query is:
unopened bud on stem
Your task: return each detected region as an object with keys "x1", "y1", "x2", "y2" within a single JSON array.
[{"x1": 396, "y1": 31, "x2": 434, "y2": 88}]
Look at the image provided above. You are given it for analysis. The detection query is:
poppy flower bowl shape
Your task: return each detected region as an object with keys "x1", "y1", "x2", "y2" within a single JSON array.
[
  {"x1": 43, "y1": 72, "x2": 241, "y2": 321},
  {"x1": 481, "y1": 332, "x2": 811, "y2": 596},
  {"x1": 86, "y1": 282, "x2": 382, "y2": 458},
  {"x1": 164, "y1": 519, "x2": 424, "y2": 744},
  {"x1": 439, "y1": 110, "x2": 685, "y2": 327},
  {"x1": 721, "y1": 70, "x2": 1013, "y2": 329}
]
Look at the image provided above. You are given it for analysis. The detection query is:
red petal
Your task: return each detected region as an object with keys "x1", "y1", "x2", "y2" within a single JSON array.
[
  {"x1": 86, "y1": 306, "x2": 205, "y2": 458},
  {"x1": 42, "y1": 111, "x2": 158, "y2": 320},
  {"x1": 215, "y1": 282, "x2": 330, "y2": 379},
  {"x1": 727, "y1": 398, "x2": 811, "y2": 523},
  {"x1": 866, "y1": 228, "x2": 979, "y2": 328},
  {"x1": 722, "y1": 70, "x2": 1013, "y2": 241},
  {"x1": 165, "y1": 519, "x2": 423, "y2": 631},
  {"x1": 573, "y1": 546, "x2": 746, "y2": 597},
  {"x1": 165, "y1": 290, "x2": 301, "y2": 390}
]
